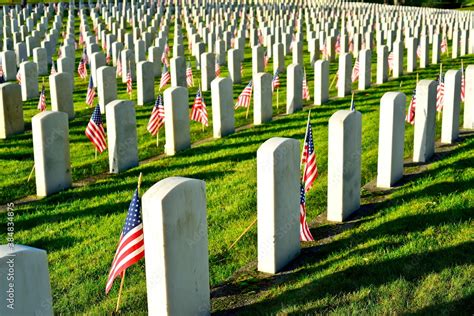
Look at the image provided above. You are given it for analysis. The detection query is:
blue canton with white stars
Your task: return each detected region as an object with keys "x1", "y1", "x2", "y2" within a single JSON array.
[
  {"x1": 91, "y1": 105, "x2": 103, "y2": 126},
  {"x1": 122, "y1": 189, "x2": 142, "y2": 236},
  {"x1": 306, "y1": 124, "x2": 315, "y2": 155},
  {"x1": 300, "y1": 185, "x2": 306, "y2": 204},
  {"x1": 155, "y1": 94, "x2": 163, "y2": 108}
]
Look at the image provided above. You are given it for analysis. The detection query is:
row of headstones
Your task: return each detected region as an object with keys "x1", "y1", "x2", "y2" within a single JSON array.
[{"x1": 3, "y1": 71, "x2": 473, "y2": 312}]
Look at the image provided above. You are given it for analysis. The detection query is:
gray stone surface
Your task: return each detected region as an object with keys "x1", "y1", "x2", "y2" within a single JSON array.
[
  {"x1": 137, "y1": 61, "x2": 155, "y2": 106},
  {"x1": 32, "y1": 111, "x2": 71, "y2": 196},
  {"x1": 314, "y1": 59, "x2": 329, "y2": 105},
  {"x1": 211, "y1": 77, "x2": 234, "y2": 138},
  {"x1": 49, "y1": 72, "x2": 74, "y2": 119},
  {"x1": 97, "y1": 66, "x2": 117, "y2": 113},
  {"x1": 200, "y1": 52, "x2": 215, "y2": 92},
  {"x1": 286, "y1": 63, "x2": 303, "y2": 114},
  {"x1": 338, "y1": 53, "x2": 352, "y2": 97},
  {"x1": 441, "y1": 70, "x2": 461, "y2": 144},
  {"x1": 20, "y1": 61, "x2": 38, "y2": 101},
  {"x1": 327, "y1": 110, "x2": 362, "y2": 222},
  {"x1": 228, "y1": 48, "x2": 241, "y2": 84},
  {"x1": 377, "y1": 92, "x2": 406, "y2": 188},
  {"x1": 0, "y1": 83, "x2": 23, "y2": 139},
  {"x1": 413, "y1": 80, "x2": 437, "y2": 162},
  {"x1": 164, "y1": 87, "x2": 190, "y2": 155},
  {"x1": 465, "y1": 65, "x2": 474, "y2": 129},
  {"x1": 257, "y1": 137, "x2": 300, "y2": 274},
  {"x1": 106, "y1": 100, "x2": 139, "y2": 173},
  {"x1": 0, "y1": 245, "x2": 53, "y2": 315},
  {"x1": 142, "y1": 177, "x2": 210, "y2": 315},
  {"x1": 0, "y1": 51, "x2": 17, "y2": 81},
  {"x1": 33, "y1": 47, "x2": 48, "y2": 75},
  {"x1": 254, "y1": 72, "x2": 273, "y2": 125},
  {"x1": 170, "y1": 56, "x2": 186, "y2": 88},
  {"x1": 90, "y1": 52, "x2": 106, "y2": 88},
  {"x1": 359, "y1": 49, "x2": 371, "y2": 90}
]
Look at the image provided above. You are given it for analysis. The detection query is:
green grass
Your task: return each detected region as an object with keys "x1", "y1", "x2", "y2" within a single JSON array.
[{"x1": 0, "y1": 9, "x2": 473, "y2": 315}]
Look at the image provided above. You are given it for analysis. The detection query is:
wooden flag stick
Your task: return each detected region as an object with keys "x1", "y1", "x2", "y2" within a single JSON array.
[
  {"x1": 137, "y1": 172, "x2": 143, "y2": 192},
  {"x1": 27, "y1": 164, "x2": 35, "y2": 182},
  {"x1": 156, "y1": 130, "x2": 160, "y2": 147},
  {"x1": 329, "y1": 73, "x2": 337, "y2": 90},
  {"x1": 300, "y1": 110, "x2": 311, "y2": 169},
  {"x1": 115, "y1": 270, "x2": 126, "y2": 313},
  {"x1": 95, "y1": 148, "x2": 97, "y2": 160},
  {"x1": 276, "y1": 88, "x2": 279, "y2": 109},
  {"x1": 228, "y1": 217, "x2": 257, "y2": 250},
  {"x1": 245, "y1": 101, "x2": 251, "y2": 119}
]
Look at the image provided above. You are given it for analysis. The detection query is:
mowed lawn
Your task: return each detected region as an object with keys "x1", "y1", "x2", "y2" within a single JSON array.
[{"x1": 0, "y1": 11, "x2": 473, "y2": 314}]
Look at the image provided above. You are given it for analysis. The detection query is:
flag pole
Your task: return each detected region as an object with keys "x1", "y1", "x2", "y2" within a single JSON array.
[
  {"x1": 329, "y1": 72, "x2": 337, "y2": 89},
  {"x1": 27, "y1": 164, "x2": 35, "y2": 182},
  {"x1": 115, "y1": 172, "x2": 143, "y2": 313},
  {"x1": 245, "y1": 100, "x2": 251, "y2": 119},
  {"x1": 156, "y1": 129, "x2": 160, "y2": 147},
  {"x1": 228, "y1": 217, "x2": 257, "y2": 250},
  {"x1": 276, "y1": 87, "x2": 279, "y2": 109},
  {"x1": 300, "y1": 110, "x2": 311, "y2": 169}
]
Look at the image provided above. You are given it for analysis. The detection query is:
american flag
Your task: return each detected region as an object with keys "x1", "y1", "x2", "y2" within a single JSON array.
[
  {"x1": 215, "y1": 62, "x2": 221, "y2": 77},
  {"x1": 258, "y1": 30, "x2": 264, "y2": 45},
  {"x1": 302, "y1": 71, "x2": 310, "y2": 101},
  {"x1": 190, "y1": 88, "x2": 208, "y2": 126},
  {"x1": 441, "y1": 36, "x2": 448, "y2": 54},
  {"x1": 461, "y1": 64, "x2": 465, "y2": 102},
  {"x1": 406, "y1": 89, "x2": 416, "y2": 125},
  {"x1": 348, "y1": 39, "x2": 354, "y2": 53},
  {"x1": 299, "y1": 184, "x2": 314, "y2": 242},
  {"x1": 159, "y1": 65, "x2": 171, "y2": 90},
  {"x1": 106, "y1": 50, "x2": 112, "y2": 64},
  {"x1": 321, "y1": 44, "x2": 328, "y2": 60},
  {"x1": 301, "y1": 120, "x2": 318, "y2": 192},
  {"x1": 85, "y1": 104, "x2": 107, "y2": 153},
  {"x1": 116, "y1": 58, "x2": 122, "y2": 78},
  {"x1": 126, "y1": 71, "x2": 133, "y2": 96},
  {"x1": 335, "y1": 35, "x2": 341, "y2": 54},
  {"x1": 272, "y1": 70, "x2": 280, "y2": 92},
  {"x1": 79, "y1": 32, "x2": 84, "y2": 46},
  {"x1": 86, "y1": 76, "x2": 96, "y2": 106},
  {"x1": 416, "y1": 45, "x2": 421, "y2": 59},
  {"x1": 16, "y1": 70, "x2": 21, "y2": 84},
  {"x1": 161, "y1": 44, "x2": 170, "y2": 67},
  {"x1": 186, "y1": 62, "x2": 194, "y2": 87},
  {"x1": 351, "y1": 59, "x2": 360, "y2": 83},
  {"x1": 147, "y1": 94, "x2": 165, "y2": 136},
  {"x1": 50, "y1": 62, "x2": 57, "y2": 75},
  {"x1": 289, "y1": 33, "x2": 296, "y2": 51},
  {"x1": 105, "y1": 189, "x2": 144, "y2": 294},
  {"x1": 78, "y1": 57, "x2": 88, "y2": 79},
  {"x1": 436, "y1": 73, "x2": 444, "y2": 112},
  {"x1": 235, "y1": 80, "x2": 253, "y2": 109},
  {"x1": 388, "y1": 52, "x2": 394, "y2": 71},
  {"x1": 82, "y1": 47, "x2": 88, "y2": 64},
  {"x1": 38, "y1": 84, "x2": 47, "y2": 112}
]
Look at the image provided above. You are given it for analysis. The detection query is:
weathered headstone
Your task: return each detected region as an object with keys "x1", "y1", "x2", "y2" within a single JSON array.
[
  {"x1": 0, "y1": 245, "x2": 53, "y2": 315},
  {"x1": 142, "y1": 177, "x2": 210, "y2": 315},
  {"x1": 33, "y1": 47, "x2": 48, "y2": 75},
  {"x1": 164, "y1": 87, "x2": 190, "y2": 155},
  {"x1": 32, "y1": 111, "x2": 71, "y2": 196},
  {"x1": 257, "y1": 137, "x2": 300, "y2": 274},
  {"x1": 413, "y1": 80, "x2": 437, "y2": 162},
  {"x1": 211, "y1": 77, "x2": 234, "y2": 138},
  {"x1": 376, "y1": 45, "x2": 388, "y2": 84},
  {"x1": 90, "y1": 52, "x2": 106, "y2": 88},
  {"x1": 49, "y1": 72, "x2": 74, "y2": 119},
  {"x1": 254, "y1": 72, "x2": 272, "y2": 125},
  {"x1": 0, "y1": 51, "x2": 17, "y2": 81},
  {"x1": 327, "y1": 110, "x2": 362, "y2": 222},
  {"x1": 273, "y1": 42, "x2": 284, "y2": 73},
  {"x1": 441, "y1": 70, "x2": 461, "y2": 144},
  {"x1": 286, "y1": 63, "x2": 303, "y2": 114},
  {"x1": 106, "y1": 100, "x2": 139, "y2": 173},
  {"x1": 97, "y1": 66, "x2": 117, "y2": 113},
  {"x1": 0, "y1": 83, "x2": 23, "y2": 139},
  {"x1": 377, "y1": 92, "x2": 406, "y2": 188}
]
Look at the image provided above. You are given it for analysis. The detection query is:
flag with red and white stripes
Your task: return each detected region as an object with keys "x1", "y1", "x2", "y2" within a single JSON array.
[
  {"x1": 116, "y1": 58, "x2": 122, "y2": 78},
  {"x1": 126, "y1": 71, "x2": 133, "y2": 96},
  {"x1": 351, "y1": 59, "x2": 360, "y2": 83},
  {"x1": 190, "y1": 88, "x2": 208, "y2": 126},
  {"x1": 436, "y1": 73, "x2": 444, "y2": 112},
  {"x1": 302, "y1": 71, "x2": 310, "y2": 101},
  {"x1": 416, "y1": 45, "x2": 421, "y2": 59},
  {"x1": 105, "y1": 189, "x2": 144, "y2": 294},
  {"x1": 0, "y1": 64, "x2": 5, "y2": 83},
  {"x1": 406, "y1": 89, "x2": 416, "y2": 125},
  {"x1": 215, "y1": 62, "x2": 221, "y2": 77},
  {"x1": 85, "y1": 104, "x2": 107, "y2": 153},
  {"x1": 235, "y1": 80, "x2": 253, "y2": 109},
  {"x1": 147, "y1": 94, "x2": 165, "y2": 136},
  {"x1": 50, "y1": 62, "x2": 57, "y2": 75},
  {"x1": 301, "y1": 119, "x2": 318, "y2": 192},
  {"x1": 335, "y1": 35, "x2": 341, "y2": 54},
  {"x1": 441, "y1": 36, "x2": 448, "y2": 54},
  {"x1": 388, "y1": 52, "x2": 395, "y2": 71},
  {"x1": 86, "y1": 76, "x2": 96, "y2": 106},
  {"x1": 186, "y1": 62, "x2": 194, "y2": 87},
  {"x1": 78, "y1": 58, "x2": 88, "y2": 79},
  {"x1": 272, "y1": 70, "x2": 280, "y2": 92},
  {"x1": 299, "y1": 184, "x2": 314, "y2": 242},
  {"x1": 16, "y1": 70, "x2": 21, "y2": 84},
  {"x1": 159, "y1": 65, "x2": 171, "y2": 90},
  {"x1": 38, "y1": 85, "x2": 47, "y2": 112}
]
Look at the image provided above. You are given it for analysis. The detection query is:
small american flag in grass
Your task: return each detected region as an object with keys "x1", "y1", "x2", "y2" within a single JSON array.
[
  {"x1": 85, "y1": 104, "x2": 107, "y2": 153},
  {"x1": 186, "y1": 62, "x2": 194, "y2": 87},
  {"x1": 461, "y1": 64, "x2": 465, "y2": 102},
  {"x1": 302, "y1": 71, "x2": 310, "y2": 101},
  {"x1": 126, "y1": 71, "x2": 133, "y2": 96},
  {"x1": 16, "y1": 70, "x2": 21, "y2": 84},
  {"x1": 86, "y1": 76, "x2": 96, "y2": 106},
  {"x1": 388, "y1": 52, "x2": 394, "y2": 71},
  {"x1": 147, "y1": 94, "x2": 165, "y2": 136},
  {"x1": 351, "y1": 59, "x2": 360, "y2": 83},
  {"x1": 299, "y1": 184, "x2": 314, "y2": 242},
  {"x1": 436, "y1": 73, "x2": 444, "y2": 112},
  {"x1": 406, "y1": 89, "x2": 416, "y2": 125},
  {"x1": 38, "y1": 85, "x2": 47, "y2": 112},
  {"x1": 235, "y1": 80, "x2": 253, "y2": 109},
  {"x1": 215, "y1": 62, "x2": 221, "y2": 77},
  {"x1": 78, "y1": 58, "x2": 87, "y2": 79},
  {"x1": 50, "y1": 62, "x2": 57, "y2": 75},
  {"x1": 159, "y1": 65, "x2": 171, "y2": 90},
  {"x1": 105, "y1": 189, "x2": 144, "y2": 294},
  {"x1": 301, "y1": 120, "x2": 318, "y2": 192},
  {"x1": 272, "y1": 70, "x2": 280, "y2": 92},
  {"x1": 191, "y1": 88, "x2": 208, "y2": 126}
]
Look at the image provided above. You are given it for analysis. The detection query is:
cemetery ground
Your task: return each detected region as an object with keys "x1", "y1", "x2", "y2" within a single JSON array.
[{"x1": 1, "y1": 20, "x2": 474, "y2": 315}]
